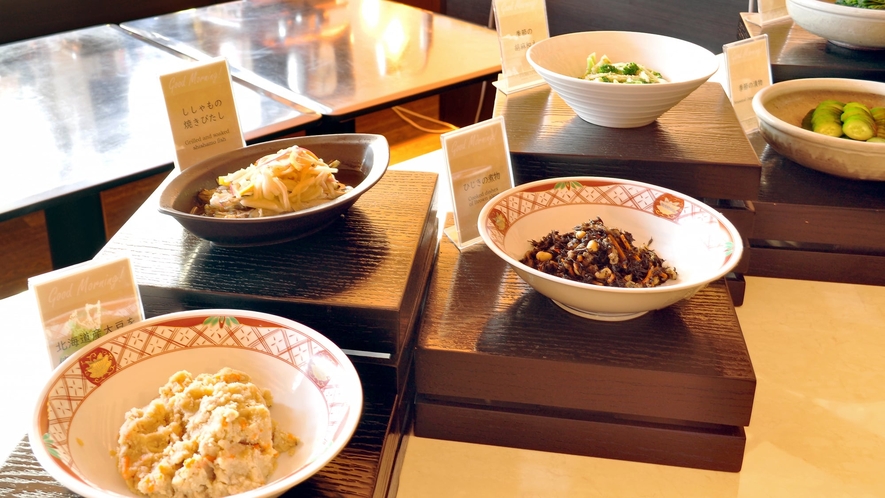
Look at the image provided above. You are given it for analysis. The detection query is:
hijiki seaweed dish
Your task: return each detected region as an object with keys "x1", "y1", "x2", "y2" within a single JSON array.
[
  {"x1": 192, "y1": 145, "x2": 351, "y2": 218},
  {"x1": 520, "y1": 217, "x2": 677, "y2": 288}
]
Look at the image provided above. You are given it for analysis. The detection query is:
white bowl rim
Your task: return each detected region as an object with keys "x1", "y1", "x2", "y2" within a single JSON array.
[
  {"x1": 787, "y1": 0, "x2": 885, "y2": 19},
  {"x1": 526, "y1": 30, "x2": 719, "y2": 86},
  {"x1": 29, "y1": 308, "x2": 363, "y2": 498},
  {"x1": 752, "y1": 77, "x2": 885, "y2": 152},
  {"x1": 477, "y1": 176, "x2": 744, "y2": 295}
]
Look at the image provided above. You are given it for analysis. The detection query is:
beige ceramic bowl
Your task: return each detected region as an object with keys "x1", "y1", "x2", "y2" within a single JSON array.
[
  {"x1": 787, "y1": 0, "x2": 885, "y2": 49},
  {"x1": 477, "y1": 177, "x2": 743, "y2": 321},
  {"x1": 752, "y1": 78, "x2": 885, "y2": 181},
  {"x1": 29, "y1": 309, "x2": 363, "y2": 498},
  {"x1": 525, "y1": 31, "x2": 719, "y2": 128}
]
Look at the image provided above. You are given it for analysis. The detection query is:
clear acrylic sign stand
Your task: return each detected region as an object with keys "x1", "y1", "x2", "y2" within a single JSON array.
[
  {"x1": 744, "y1": 0, "x2": 790, "y2": 26},
  {"x1": 491, "y1": 0, "x2": 549, "y2": 95},
  {"x1": 723, "y1": 34, "x2": 773, "y2": 134},
  {"x1": 441, "y1": 116, "x2": 515, "y2": 251}
]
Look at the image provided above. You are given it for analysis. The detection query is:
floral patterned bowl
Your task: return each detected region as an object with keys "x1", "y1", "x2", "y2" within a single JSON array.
[
  {"x1": 477, "y1": 177, "x2": 743, "y2": 321},
  {"x1": 29, "y1": 309, "x2": 362, "y2": 498}
]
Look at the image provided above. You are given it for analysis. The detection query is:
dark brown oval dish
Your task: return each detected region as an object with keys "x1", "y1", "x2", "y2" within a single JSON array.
[{"x1": 158, "y1": 134, "x2": 389, "y2": 246}]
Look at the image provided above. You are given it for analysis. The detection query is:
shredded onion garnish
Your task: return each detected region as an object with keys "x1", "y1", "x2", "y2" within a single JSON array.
[{"x1": 193, "y1": 145, "x2": 351, "y2": 218}]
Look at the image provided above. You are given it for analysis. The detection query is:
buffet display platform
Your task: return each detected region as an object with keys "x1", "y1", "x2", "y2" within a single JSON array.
[
  {"x1": 745, "y1": 133, "x2": 885, "y2": 286},
  {"x1": 413, "y1": 223, "x2": 756, "y2": 472},
  {"x1": 735, "y1": 15, "x2": 885, "y2": 286}
]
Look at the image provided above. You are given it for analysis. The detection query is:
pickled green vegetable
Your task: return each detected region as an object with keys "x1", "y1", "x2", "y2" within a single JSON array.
[
  {"x1": 806, "y1": 99, "x2": 884, "y2": 141},
  {"x1": 810, "y1": 100, "x2": 844, "y2": 137},
  {"x1": 841, "y1": 102, "x2": 877, "y2": 140},
  {"x1": 872, "y1": 107, "x2": 885, "y2": 139}
]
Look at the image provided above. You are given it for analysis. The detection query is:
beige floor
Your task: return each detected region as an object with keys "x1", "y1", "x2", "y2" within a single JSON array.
[{"x1": 395, "y1": 276, "x2": 885, "y2": 497}]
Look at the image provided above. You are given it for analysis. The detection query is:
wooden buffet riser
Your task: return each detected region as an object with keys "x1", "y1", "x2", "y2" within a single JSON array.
[
  {"x1": 493, "y1": 83, "x2": 760, "y2": 303},
  {"x1": 18, "y1": 168, "x2": 447, "y2": 497},
  {"x1": 414, "y1": 227, "x2": 757, "y2": 472},
  {"x1": 744, "y1": 134, "x2": 885, "y2": 286},
  {"x1": 98, "y1": 169, "x2": 440, "y2": 392},
  {"x1": 494, "y1": 83, "x2": 762, "y2": 202}
]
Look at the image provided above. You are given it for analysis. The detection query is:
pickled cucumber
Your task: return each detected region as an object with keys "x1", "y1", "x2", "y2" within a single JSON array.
[
  {"x1": 872, "y1": 107, "x2": 885, "y2": 139},
  {"x1": 806, "y1": 99, "x2": 883, "y2": 142},
  {"x1": 841, "y1": 102, "x2": 876, "y2": 141},
  {"x1": 810, "y1": 100, "x2": 844, "y2": 137}
]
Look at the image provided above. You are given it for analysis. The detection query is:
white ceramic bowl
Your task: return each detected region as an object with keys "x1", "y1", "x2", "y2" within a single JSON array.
[
  {"x1": 29, "y1": 309, "x2": 363, "y2": 498},
  {"x1": 787, "y1": 0, "x2": 885, "y2": 49},
  {"x1": 752, "y1": 77, "x2": 885, "y2": 180},
  {"x1": 477, "y1": 177, "x2": 743, "y2": 321},
  {"x1": 525, "y1": 31, "x2": 719, "y2": 128}
]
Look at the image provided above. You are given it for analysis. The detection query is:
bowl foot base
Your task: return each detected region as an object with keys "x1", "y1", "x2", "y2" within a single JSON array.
[{"x1": 552, "y1": 300, "x2": 649, "y2": 321}]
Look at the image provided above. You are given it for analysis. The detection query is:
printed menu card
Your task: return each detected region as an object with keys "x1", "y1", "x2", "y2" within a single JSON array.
[
  {"x1": 29, "y1": 255, "x2": 144, "y2": 368},
  {"x1": 723, "y1": 35, "x2": 773, "y2": 133},
  {"x1": 160, "y1": 57, "x2": 246, "y2": 170},
  {"x1": 492, "y1": 0, "x2": 549, "y2": 94},
  {"x1": 441, "y1": 116, "x2": 514, "y2": 249}
]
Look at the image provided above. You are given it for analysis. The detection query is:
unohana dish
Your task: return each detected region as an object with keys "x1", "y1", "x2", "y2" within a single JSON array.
[
  {"x1": 583, "y1": 52, "x2": 666, "y2": 84},
  {"x1": 193, "y1": 145, "x2": 351, "y2": 218},
  {"x1": 116, "y1": 367, "x2": 299, "y2": 498},
  {"x1": 520, "y1": 217, "x2": 677, "y2": 288}
]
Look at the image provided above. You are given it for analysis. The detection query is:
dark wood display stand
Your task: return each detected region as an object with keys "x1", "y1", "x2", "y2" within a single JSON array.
[
  {"x1": 493, "y1": 83, "x2": 761, "y2": 304},
  {"x1": 736, "y1": 15, "x2": 885, "y2": 285},
  {"x1": 99, "y1": 169, "x2": 440, "y2": 393},
  {"x1": 738, "y1": 14, "x2": 885, "y2": 83},
  {"x1": 745, "y1": 133, "x2": 885, "y2": 286},
  {"x1": 413, "y1": 226, "x2": 756, "y2": 472}
]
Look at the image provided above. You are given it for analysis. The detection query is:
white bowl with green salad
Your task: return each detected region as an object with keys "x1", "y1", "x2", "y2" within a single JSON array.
[{"x1": 525, "y1": 31, "x2": 719, "y2": 128}]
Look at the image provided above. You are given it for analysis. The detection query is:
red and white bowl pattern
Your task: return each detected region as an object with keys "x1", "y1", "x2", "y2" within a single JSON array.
[
  {"x1": 478, "y1": 177, "x2": 743, "y2": 320},
  {"x1": 31, "y1": 309, "x2": 362, "y2": 498}
]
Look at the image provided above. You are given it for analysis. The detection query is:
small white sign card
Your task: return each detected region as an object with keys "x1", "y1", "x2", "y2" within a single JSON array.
[
  {"x1": 160, "y1": 57, "x2": 246, "y2": 170},
  {"x1": 441, "y1": 116, "x2": 514, "y2": 250},
  {"x1": 745, "y1": 0, "x2": 790, "y2": 26},
  {"x1": 491, "y1": 0, "x2": 549, "y2": 94},
  {"x1": 723, "y1": 35, "x2": 773, "y2": 133},
  {"x1": 28, "y1": 255, "x2": 145, "y2": 369}
]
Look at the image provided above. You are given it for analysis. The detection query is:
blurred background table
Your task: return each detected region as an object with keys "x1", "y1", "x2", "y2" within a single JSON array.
[
  {"x1": 121, "y1": 0, "x2": 501, "y2": 131},
  {"x1": 738, "y1": 13, "x2": 885, "y2": 83},
  {"x1": 0, "y1": 24, "x2": 318, "y2": 296}
]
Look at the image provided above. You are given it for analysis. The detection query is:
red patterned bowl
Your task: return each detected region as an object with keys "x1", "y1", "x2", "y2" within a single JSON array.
[
  {"x1": 29, "y1": 309, "x2": 362, "y2": 498},
  {"x1": 477, "y1": 177, "x2": 743, "y2": 321}
]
